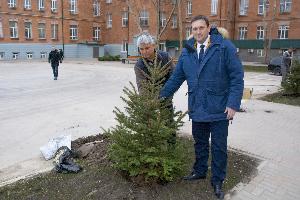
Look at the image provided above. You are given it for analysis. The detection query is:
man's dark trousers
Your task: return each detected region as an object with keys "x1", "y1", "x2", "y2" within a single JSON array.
[
  {"x1": 192, "y1": 120, "x2": 229, "y2": 185},
  {"x1": 51, "y1": 64, "x2": 58, "y2": 78}
]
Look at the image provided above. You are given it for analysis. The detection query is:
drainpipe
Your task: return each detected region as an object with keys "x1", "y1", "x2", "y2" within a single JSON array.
[{"x1": 61, "y1": 0, "x2": 65, "y2": 53}]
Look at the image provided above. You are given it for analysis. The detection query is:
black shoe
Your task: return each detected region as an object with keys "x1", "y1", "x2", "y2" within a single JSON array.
[
  {"x1": 54, "y1": 77, "x2": 57, "y2": 80},
  {"x1": 212, "y1": 184, "x2": 224, "y2": 199},
  {"x1": 183, "y1": 172, "x2": 206, "y2": 181}
]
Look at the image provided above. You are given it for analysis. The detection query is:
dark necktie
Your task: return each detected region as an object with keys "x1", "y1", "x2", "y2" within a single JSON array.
[{"x1": 198, "y1": 44, "x2": 205, "y2": 63}]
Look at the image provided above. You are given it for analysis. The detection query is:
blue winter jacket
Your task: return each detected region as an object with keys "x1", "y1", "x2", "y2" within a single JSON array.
[{"x1": 160, "y1": 28, "x2": 244, "y2": 122}]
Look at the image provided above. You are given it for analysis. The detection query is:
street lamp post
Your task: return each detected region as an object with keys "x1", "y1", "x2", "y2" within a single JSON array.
[{"x1": 61, "y1": 0, "x2": 65, "y2": 53}]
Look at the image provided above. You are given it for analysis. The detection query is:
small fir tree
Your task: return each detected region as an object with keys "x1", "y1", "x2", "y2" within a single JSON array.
[
  {"x1": 105, "y1": 54, "x2": 187, "y2": 183},
  {"x1": 282, "y1": 59, "x2": 300, "y2": 95}
]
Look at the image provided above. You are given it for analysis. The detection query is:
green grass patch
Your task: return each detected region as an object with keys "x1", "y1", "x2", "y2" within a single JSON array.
[
  {"x1": 260, "y1": 91, "x2": 300, "y2": 106},
  {"x1": 243, "y1": 65, "x2": 268, "y2": 73},
  {"x1": 0, "y1": 137, "x2": 259, "y2": 200}
]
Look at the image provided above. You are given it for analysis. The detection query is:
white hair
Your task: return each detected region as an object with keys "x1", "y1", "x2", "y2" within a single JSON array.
[{"x1": 136, "y1": 33, "x2": 156, "y2": 47}]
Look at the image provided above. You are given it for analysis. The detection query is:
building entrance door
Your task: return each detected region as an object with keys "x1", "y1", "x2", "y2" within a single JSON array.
[{"x1": 93, "y1": 47, "x2": 99, "y2": 58}]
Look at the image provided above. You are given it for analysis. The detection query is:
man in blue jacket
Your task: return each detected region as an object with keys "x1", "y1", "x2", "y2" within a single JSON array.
[{"x1": 160, "y1": 15, "x2": 244, "y2": 199}]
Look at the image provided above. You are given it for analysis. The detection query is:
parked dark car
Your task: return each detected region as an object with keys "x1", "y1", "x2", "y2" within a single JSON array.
[{"x1": 268, "y1": 56, "x2": 282, "y2": 76}]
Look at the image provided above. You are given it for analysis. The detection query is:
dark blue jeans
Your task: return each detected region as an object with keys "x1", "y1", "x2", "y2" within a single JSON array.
[
  {"x1": 51, "y1": 64, "x2": 58, "y2": 78},
  {"x1": 192, "y1": 120, "x2": 229, "y2": 185}
]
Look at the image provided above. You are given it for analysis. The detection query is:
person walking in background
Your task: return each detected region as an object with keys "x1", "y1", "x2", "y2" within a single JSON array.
[
  {"x1": 59, "y1": 49, "x2": 64, "y2": 61},
  {"x1": 281, "y1": 48, "x2": 293, "y2": 84},
  {"x1": 48, "y1": 46, "x2": 62, "y2": 80},
  {"x1": 160, "y1": 15, "x2": 244, "y2": 199}
]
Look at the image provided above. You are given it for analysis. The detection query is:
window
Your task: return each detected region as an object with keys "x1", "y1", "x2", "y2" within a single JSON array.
[
  {"x1": 122, "y1": 41, "x2": 128, "y2": 52},
  {"x1": 24, "y1": 0, "x2": 31, "y2": 9},
  {"x1": 70, "y1": 0, "x2": 78, "y2": 14},
  {"x1": 106, "y1": 0, "x2": 112, "y2": 3},
  {"x1": 93, "y1": 26, "x2": 100, "y2": 41},
  {"x1": 38, "y1": 0, "x2": 45, "y2": 11},
  {"x1": 172, "y1": 0, "x2": 177, "y2": 4},
  {"x1": 24, "y1": 22, "x2": 32, "y2": 39},
  {"x1": 258, "y1": 0, "x2": 269, "y2": 15},
  {"x1": 278, "y1": 25, "x2": 289, "y2": 39},
  {"x1": 70, "y1": 24, "x2": 78, "y2": 40},
  {"x1": 238, "y1": 26, "x2": 247, "y2": 40},
  {"x1": 40, "y1": 52, "x2": 47, "y2": 58},
  {"x1": 51, "y1": 23, "x2": 58, "y2": 39},
  {"x1": 8, "y1": 0, "x2": 16, "y2": 8},
  {"x1": 9, "y1": 21, "x2": 18, "y2": 38},
  {"x1": 139, "y1": 10, "x2": 149, "y2": 27},
  {"x1": 107, "y1": 14, "x2": 112, "y2": 28},
  {"x1": 0, "y1": 52, "x2": 4, "y2": 60},
  {"x1": 122, "y1": 11, "x2": 128, "y2": 27},
  {"x1": 38, "y1": 0, "x2": 45, "y2": 10},
  {"x1": 186, "y1": 27, "x2": 191, "y2": 39},
  {"x1": 27, "y1": 52, "x2": 33, "y2": 59},
  {"x1": 257, "y1": 49, "x2": 264, "y2": 57},
  {"x1": 239, "y1": 0, "x2": 249, "y2": 15},
  {"x1": 280, "y1": 0, "x2": 292, "y2": 13},
  {"x1": 172, "y1": 14, "x2": 177, "y2": 28},
  {"x1": 12, "y1": 52, "x2": 19, "y2": 59},
  {"x1": 211, "y1": 0, "x2": 218, "y2": 15},
  {"x1": 38, "y1": 23, "x2": 46, "y2": 39},
  {"x1": 159, "y1": 43, "x2": 166, "y2": 51},
  {"x1": 256, "y1": 26, "x2": 264, "y2": 39},
  {"x1": 51, "y1": 0, "x2": 57, "y2": 12},
  {"x1": 0, "y1": 21, "x2": 3, "y2": 38},
  {"x1": 187, "y1": 1, "x2": 192, "y2": 15},
  {"x1": 160, "y1": 12, "x2": 166, "y2": 27},
  {"x1": 93, "y1": 0, "x2": 100, "y2": 16}
]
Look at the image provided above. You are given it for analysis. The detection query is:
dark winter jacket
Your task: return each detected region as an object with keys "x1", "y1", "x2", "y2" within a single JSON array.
[
  {"x1": 134, "y1": 50, "x2": 175, "y2": 92},
  {"x1": 48, "y1": 50, "x2": 62, "y2": 66},
  {"x1": 160, "y1": 27, "x2": 244, "y2": 122}
]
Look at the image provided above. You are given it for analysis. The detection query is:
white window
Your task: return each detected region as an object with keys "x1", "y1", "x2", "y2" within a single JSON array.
[
  {"x1": 12, "y1": 52, "x2": 19, "y2": 59},
  {"x1": 239, "y1": 0, "x2": 249, "y2": 15},
  {"x1": 70, "y1": 24, "x2": 78, "y2": 40},
  {"x1": 278, "y1": 25, "x2": 289, "y2": 39},
  {"x1": 51, "y1": 23, "x2": 58, "y2": 39},
  {"x1": 186, "y1": 27, "x2": 191, "y2": 39},
  {"x1": 211, "y1": 0, "x2": 218, "y2": 15},
  {"x1": 51, "y1": 0, "x2": 57, "y2": 12},
  {"x1": 41, "y1": 52, "x2": 47, "y2": 58},
  {"x1": 160, "y1": 12, "x2": 166, "y2": 27},
  {"x1": 122, "y1": 41, "x2": 128, "y2": 52},
  {"x1": 27, "y1": 52, "x2": 33, "y2": 59},
  {"x1": 106, "y1": 0, "x2": 112, "y2": 3},
  {"x1": 187, "y1": 1, "x2": 192, "y2": 15},
  {"x1": 172, "y1": 0, "x2": 177, "y2": 5},
  {"x1": 139, "y1": 10, "x2": 149, "y2": 27},
  {"x1": 8, "y1": 0, "x2": 16, "y2": 8},
  {"x1": 93, "y1": 26, "x2": 100, "y2": 41},
  {"x1": 9, "y1": 21, "x2": 18, "y2": 38},
  {"x1": 159, "y1": 42, "x2": 166, "y2": 51},
  {"x1": 38, "y1": 0, "x2": 45, "y2": 10},
  {"x1": 24, "y1": 0, "x2": 31, "y2": 9},
  {"x1": 256, "y1": 26, "x2": 264, "y2": 39},
  {"x1": 70, "y1": 0, "x2": 78, "y2": 14},
  {"x1": 280, "y1": 0, "x2": 292, "y2": 13},
  {"x1": 258, "y1": 0, "x2": 269, "y2": 15},
  {"x1": 38, "y1": 23, "x2": 46, "y2": 39},
  {"x1": 0, "y1": 52, "x2": 4, "y2": 60},
  {"x1": 239, "y1": 26, "x2": 247, "y2": 40},
  {"x1": 24, "y1": 22, "x2": 32, "y2": 39},
  {"x1": 172, "y1": 14, "x2": 177, "y2": 28},
  {"x1": 257, "y1": 49, "x2": 264, "y2": 57},
  {"x1": 107, "y1": 14, "x2": 112, "y2": 28},
  {"x1": 122, "y1": 11, "x2": 128, "y2": 27},
  {"x1": 0, "y1": 21, "x2": 3, "y2": 38},
  {"x1": 93, "y1": 0, "x2": 100, "y2": 16}
]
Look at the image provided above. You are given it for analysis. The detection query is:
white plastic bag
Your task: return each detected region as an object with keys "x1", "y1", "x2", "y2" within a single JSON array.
[{"x1": 40, "y1": 134, "x2": 72, "y2": 160}]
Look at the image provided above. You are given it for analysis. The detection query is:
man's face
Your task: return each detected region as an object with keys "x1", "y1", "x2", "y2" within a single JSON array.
[
  {"x1": 191, "y1": 19, "x2": 210, "y2": 43},
  {"x1": 139, "y1": 43, "x2": 155, "y2": 59}
]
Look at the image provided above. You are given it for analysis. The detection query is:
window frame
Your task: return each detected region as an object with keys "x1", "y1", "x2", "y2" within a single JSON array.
[
  {"x1": 69, "y1": 24, "x2": 78, "y2": 40},
  {"x1": 24, "y1": 0, "x2": 31, "y2": 9},
  {"x1": 139, "y1": 10, "x2": 149, "y2": 27},
  {"x1": 9, "y1": 21, "x2": 18, "y2": 38},
  {"x1": 211, "y1": 0, "x2": 218, "y2": 15},
  {"x1": 93, "y1": 26, "x2": 101, "y2": 41},
  {"x1": 160, "y1": 12, "x2": 166, "y2": 28},
  {"x1": 38, "y1": 23, "x2": 46, "y2": 39},
  {"x1": 280, "y1": 0, "x2": 292, "y2": 13},
  {"x1": 239, "y1": 0, "x2": 249, "y2": 15},
  {"x1": 38, "y1": 0, "x2": 45, "y2": 11},
  {"x1": 172, "y1": 14, "x2": 177, "y2": 29},
  {"x1": 256, "y1": 26, "x2": 264, "y2": 39},
  {"x1": 51, "y1": 23, "x2": 58, "y2": 39},
  {"x1": 69, "y1": 0, "x2": 78, "y2": 14},
  {"x1": 51, "y1": 0, "x2": 58, "y2": 13},
  {"x1": 8, "y1": 0, "x2": 17, "y2": 8},
  {"x1": 93, "y1": 0, "x2": 100, "y2": 16},
  {"x1": 238, "y1": 26, "x2": 247, "y2": 40},
  {"x1": 122, "y1": 11, "x2": 128, "y2": 27},
  {"x1": 107, "y1": 13, "x2": 112, "y2": 28},
  {"x1": 0, "y1": 21, "x2": 3, "y2": 38},
  {"x1": 187, "y1": 1, "x2": 192, "y2": 16},
  {"x1": 24, "y1": 21, "x2": 32, "y2": 39},
  {"x1": 278, "y1": 25, "x2": 289, "y2": 39}
]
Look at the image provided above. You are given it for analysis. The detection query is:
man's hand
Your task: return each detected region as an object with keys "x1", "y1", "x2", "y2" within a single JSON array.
[{"x1": 224, "y1": 107, "x2": 236, "y2": 120}]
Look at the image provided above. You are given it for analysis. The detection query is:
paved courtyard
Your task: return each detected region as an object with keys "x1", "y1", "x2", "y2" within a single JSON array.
[{"x1": 1, "y1": 60, "x2": 299, "y2": 199}]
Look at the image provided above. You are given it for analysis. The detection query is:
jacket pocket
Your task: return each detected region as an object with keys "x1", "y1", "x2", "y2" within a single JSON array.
[
  {"x1": 206, "y1": 88, "x2": 228, "y2": 114},
  {"x1": 187, "y1": 89, "x2": 195, "y2": 114}
]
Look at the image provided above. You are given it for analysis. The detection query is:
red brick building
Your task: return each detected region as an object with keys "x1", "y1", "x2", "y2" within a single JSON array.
[{"x1": 0, "y1": 0, "x2": 299, "y2": 62}]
